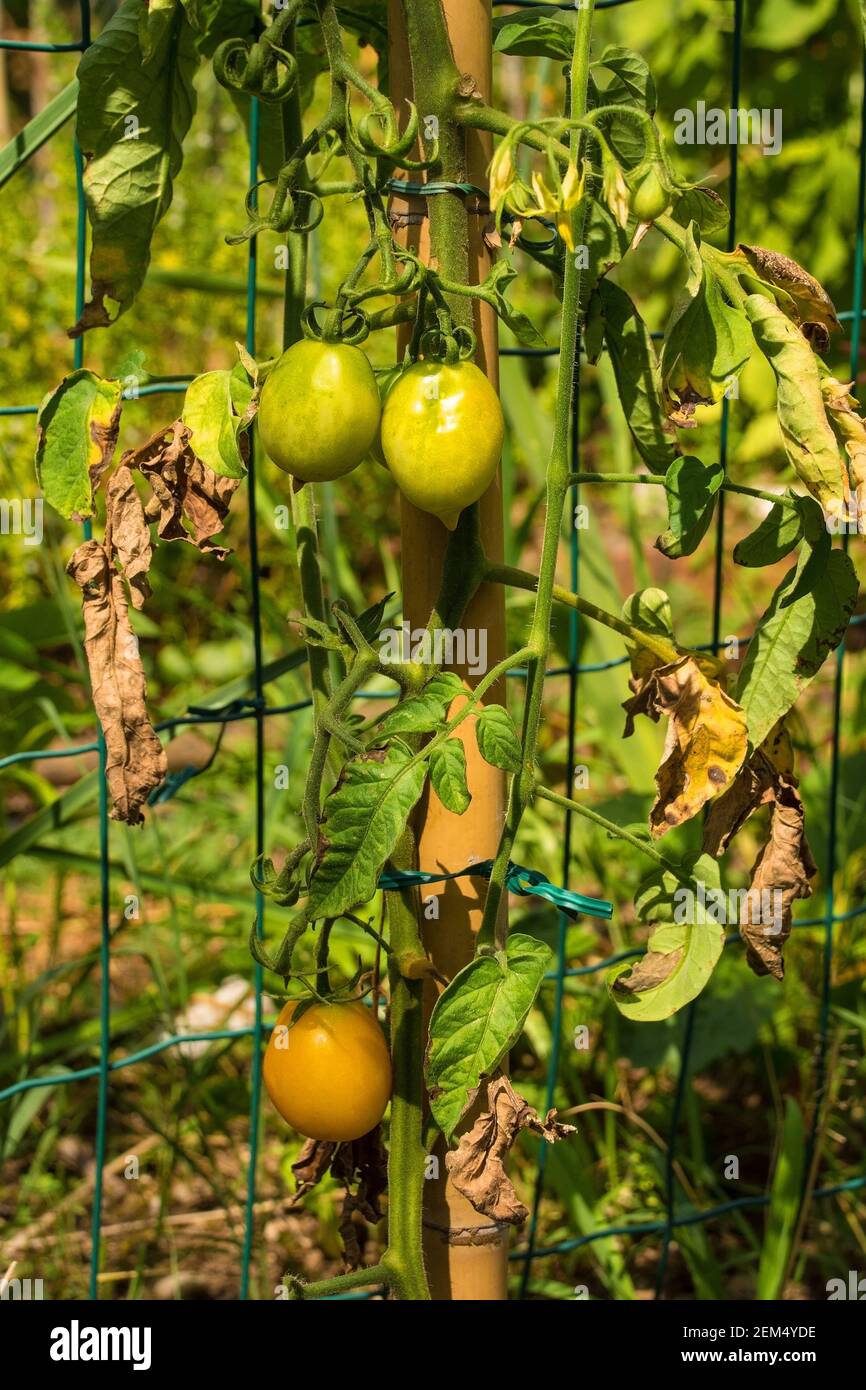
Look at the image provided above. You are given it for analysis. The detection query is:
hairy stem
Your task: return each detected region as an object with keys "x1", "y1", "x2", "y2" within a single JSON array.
[
  {"x1": 485, "y1": 562, "x2": 682, "y2": 665},
  {"x1": 478, "y1": 0, "x2": 597, "y2": 949}
]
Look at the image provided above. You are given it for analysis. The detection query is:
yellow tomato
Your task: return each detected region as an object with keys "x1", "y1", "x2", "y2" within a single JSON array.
[
  {"x1": 263, "y1": 999, "x2": 392, "y2": 1142},
  {"x1": 380, "y1": 360, "x2": 504, "y2": 529}
]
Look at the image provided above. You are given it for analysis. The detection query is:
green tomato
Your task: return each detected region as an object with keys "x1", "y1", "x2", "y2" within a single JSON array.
[
  {"x1": 258, "y1": 339, "x2": 380, "y2": 482},
  {"x1": 630, "y1": 166, "x2": 670, "y2": 223},
  {"x1": 380, "y1": 360, "x2": 504, "y2": 530}
]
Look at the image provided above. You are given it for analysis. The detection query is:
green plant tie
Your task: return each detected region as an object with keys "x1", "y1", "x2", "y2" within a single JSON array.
[{"x1": 377, "y1": 861, "x2": 613, "y2": 920}]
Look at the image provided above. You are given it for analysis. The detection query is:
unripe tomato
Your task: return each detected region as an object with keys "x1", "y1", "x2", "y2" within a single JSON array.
[
  {"x1": 380, "y1": 360, "x2": 505, "y2": 529},
  {"x1": 629, "y1": 166, "x2": 670, "y2": 223},
  {"x1": 258, "y1": 339, "x2": 381, "y2": 482},
  {"x1": 263, "y1": 999, "x2": 391, "y2": 1142}
]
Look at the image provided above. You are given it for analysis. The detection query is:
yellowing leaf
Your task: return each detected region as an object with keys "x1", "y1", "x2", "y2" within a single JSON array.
[
  {"x1": 35, "y1": 369, "x2": 122, "y2": 519},
  {"x1": 745, "y1": 293, "x2": 850, "y2": 524},
  {"x1": 820, "y1": 368, "x2": 866, "y2": 534},
  {"x1": 624, "y1": 655, "x2": 748, "y2": 838}
]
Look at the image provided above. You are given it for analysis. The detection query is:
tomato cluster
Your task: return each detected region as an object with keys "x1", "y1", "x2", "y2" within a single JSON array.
[{"x1": 257, "y1": 340, "x2": 505, "y2": 530}]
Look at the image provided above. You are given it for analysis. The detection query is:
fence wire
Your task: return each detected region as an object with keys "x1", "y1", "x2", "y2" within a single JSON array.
[{"x1": 0, "y1": 0, "x2": 864, "y2": 1301}]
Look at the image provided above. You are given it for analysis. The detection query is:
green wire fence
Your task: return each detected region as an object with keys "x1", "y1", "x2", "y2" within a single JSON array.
[{"x1": 1, "y1": 0, "x2": 865, "y2": 1302}]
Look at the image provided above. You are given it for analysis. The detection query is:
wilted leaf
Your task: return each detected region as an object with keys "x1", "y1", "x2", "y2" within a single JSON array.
[
  {"x1": 105, "y1": 464, "x2": 152, "y2": 609},
  {"x1": 736, "y1": 548, "x2": 859, "y2": 748},
  {"x1": 308, "y1": 741, "x2": 428, "y2": 918},
  {"x1": 445, "y1": 1075, "x2": 575, "y2": 1225},
  {"x1": 476, "y1": 703, "x2": 522, "y2": 774},
  {"x1": 66, "y1": 540, "x2": 167, "y2": 823},
  {"x1": 820, "y1": 369, "x2": 866, "y2": 534},
  {"x1": 662, "y1": 226, "x2": 753, "y2": 420},
  {"x1": 624, "y1": 656, "x2": 748, "y2": 836},
  {"x1": 597, "y1": 280, "x2": 679, "y2": 474},
  {"x1": 122, "y1": 420, "x2": 239, "y2": 556},
  {"x1": 664, "y1": 225, "x2": 750, "y2": 419},
  {"x1": 291, "y1": 1137, "x2": 336, "y2": 1200},
  {"x1": 609, "y1": 852, "x2": 724, "y2": 1019},
  {"x1": 331, "y1": 1128, "x2": 388, "y2": 1271},
  {"x1": 428, "y1": 738, "x2": 471, "y2": 815},
  {"x1": 733, "y1": 496, "x2": 804, "y2": 567},
  {"x1": 427, "y1": 934, "x2": 551, "y2": 1139},
  {"x1": 656, "y1": 455, "x2": 724, "y2": 557},
  {"x1": 71, "y1": 0, "x2": 198, "y2": 334},
  {"x1": 737, "y1": 245, "x2": 840, "y2": 338},
  {"x1": 35, "y1": 369, "x2": 122, "y2": 519},
  {"x1": 745, "y1": 293, "x2": 849, "y2": 524},
  {"x1": 704, "y1": 724, "x2": 816, "y2": 979}
]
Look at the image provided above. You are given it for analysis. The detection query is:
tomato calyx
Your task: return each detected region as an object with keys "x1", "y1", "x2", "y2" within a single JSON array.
[{"x1": 301, "y1": 299, "x2": 371, "y2": 346}]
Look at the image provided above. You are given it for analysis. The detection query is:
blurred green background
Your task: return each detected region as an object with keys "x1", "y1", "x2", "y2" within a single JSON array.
[{"x1": 0, "y1": 0, "x2": 864, "y2": 1300}]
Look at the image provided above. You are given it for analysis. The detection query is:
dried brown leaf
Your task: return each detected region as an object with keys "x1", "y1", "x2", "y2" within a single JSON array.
[
  {"x1": 738, "y1": 245, "x2": 841, "y2": 337},
  {"x1": 332, "y1": 1128, "x2": 388, "y2": 1272},
  {"x1": 291, "y1": 1138, "x2": 337, "y2": 1200},
  {"x1": 105, "y1": 464, "x2": 152, "y2": 610},
  {"x1": 122, "y1": 420, "x2": 239, "y2": 557},
  {"x1": 445, "y1": 1076, "x2": 575, "y2": 1227},
  {"x1": 66, "y1": 540, "x2": 167, "y2": 824},
  {"x1": 703, "y1": 723, "x2": 816, "y2": 979}
]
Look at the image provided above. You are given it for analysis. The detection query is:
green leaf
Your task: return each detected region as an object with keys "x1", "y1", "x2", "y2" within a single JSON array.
[
  {"x1": 429, "y1": 738, "x2": 471, "y2": 815},
  {"x1": 661, "y1": 225, "x2": 754, "y2": 410},
  {"x1": 598, "y1": 280, "x2": 678, "y2": 475},
  {"x1": 779, "y1": 499, "x2": 831, "y2": 607},
  {"x1": 621, "y1": 587, "x2": 675, "y2": 643},
  {"x1": 181, "y1": 0, "x2": 259, "y2": 56},
  {"x1": 72, "y1": 0, "x2": 198, "y2": 334},
  {"x1": 582, "y1": 197, "x2": 631, "y2": 303},
  {"x1": 377, "y1": 672, "x2": 465, "y2": 738},
  {"x1": 608, "y1": 854, "x2": 725, "y2": 1021},
  {"x1": 476, "y1": 704, "x2": 522, "y2": 774},
  {"x1": 756, "y1": 1099, "x2": 805, "y2": 1300},
  {"x1": 0, "y1": 79, "x2": 78, "y2": 192},
  {"x1": 35, "y1": 370, "x2": 122, "y2": 519},
  {"x1": 589, "y1": 47, "x2": 657, "y2": 169},
  {"x1": 308, "y1": 741, "x2": 428, "y2": 918},
  {"x1": 656, "y1": 455, "x2": 725, "y2": 558},
  {"x1": 736, "y1": 548, "x2": 859, "y2": 748},
  {"x1": 492, "y1": 8, "x2": 575, "y2": 60},
  {"x1": 427, "y1": 933, "x2": 551, "y2": 1138},
  {"x1": 485, "y1": 262, "x2": 546, "y2": 348},
  {"x1": 670, "y1": 186, "x2": 729, "y2": 238},
  {"x1": 733, "y1": 497, "x2": 804, "y2": 567},
  {"x1": 355, "y1": 591, "x2": 395, "y2": 644},
  {"x1": 181, "y1": 370, "x2": 248, "y2": 478}
]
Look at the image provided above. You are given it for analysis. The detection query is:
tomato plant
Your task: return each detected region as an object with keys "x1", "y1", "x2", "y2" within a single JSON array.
[{"x1": 32, "y1": 0, "x2": 864, "y2": 1303}]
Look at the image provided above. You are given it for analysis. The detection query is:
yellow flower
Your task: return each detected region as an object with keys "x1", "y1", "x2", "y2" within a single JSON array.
[{"x1": 524, "y1": 160, "x2": 585, "y2": 251}]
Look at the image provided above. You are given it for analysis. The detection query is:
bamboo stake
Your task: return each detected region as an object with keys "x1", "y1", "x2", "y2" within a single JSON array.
[{"x1": 388, "y1": 0, "x2": 509, "y2": 1300}]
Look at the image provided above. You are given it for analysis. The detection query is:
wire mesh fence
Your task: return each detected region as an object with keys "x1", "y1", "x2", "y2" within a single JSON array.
[{"x1": 1, "y1": 0, "x2": 864, "y2": 1301}]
